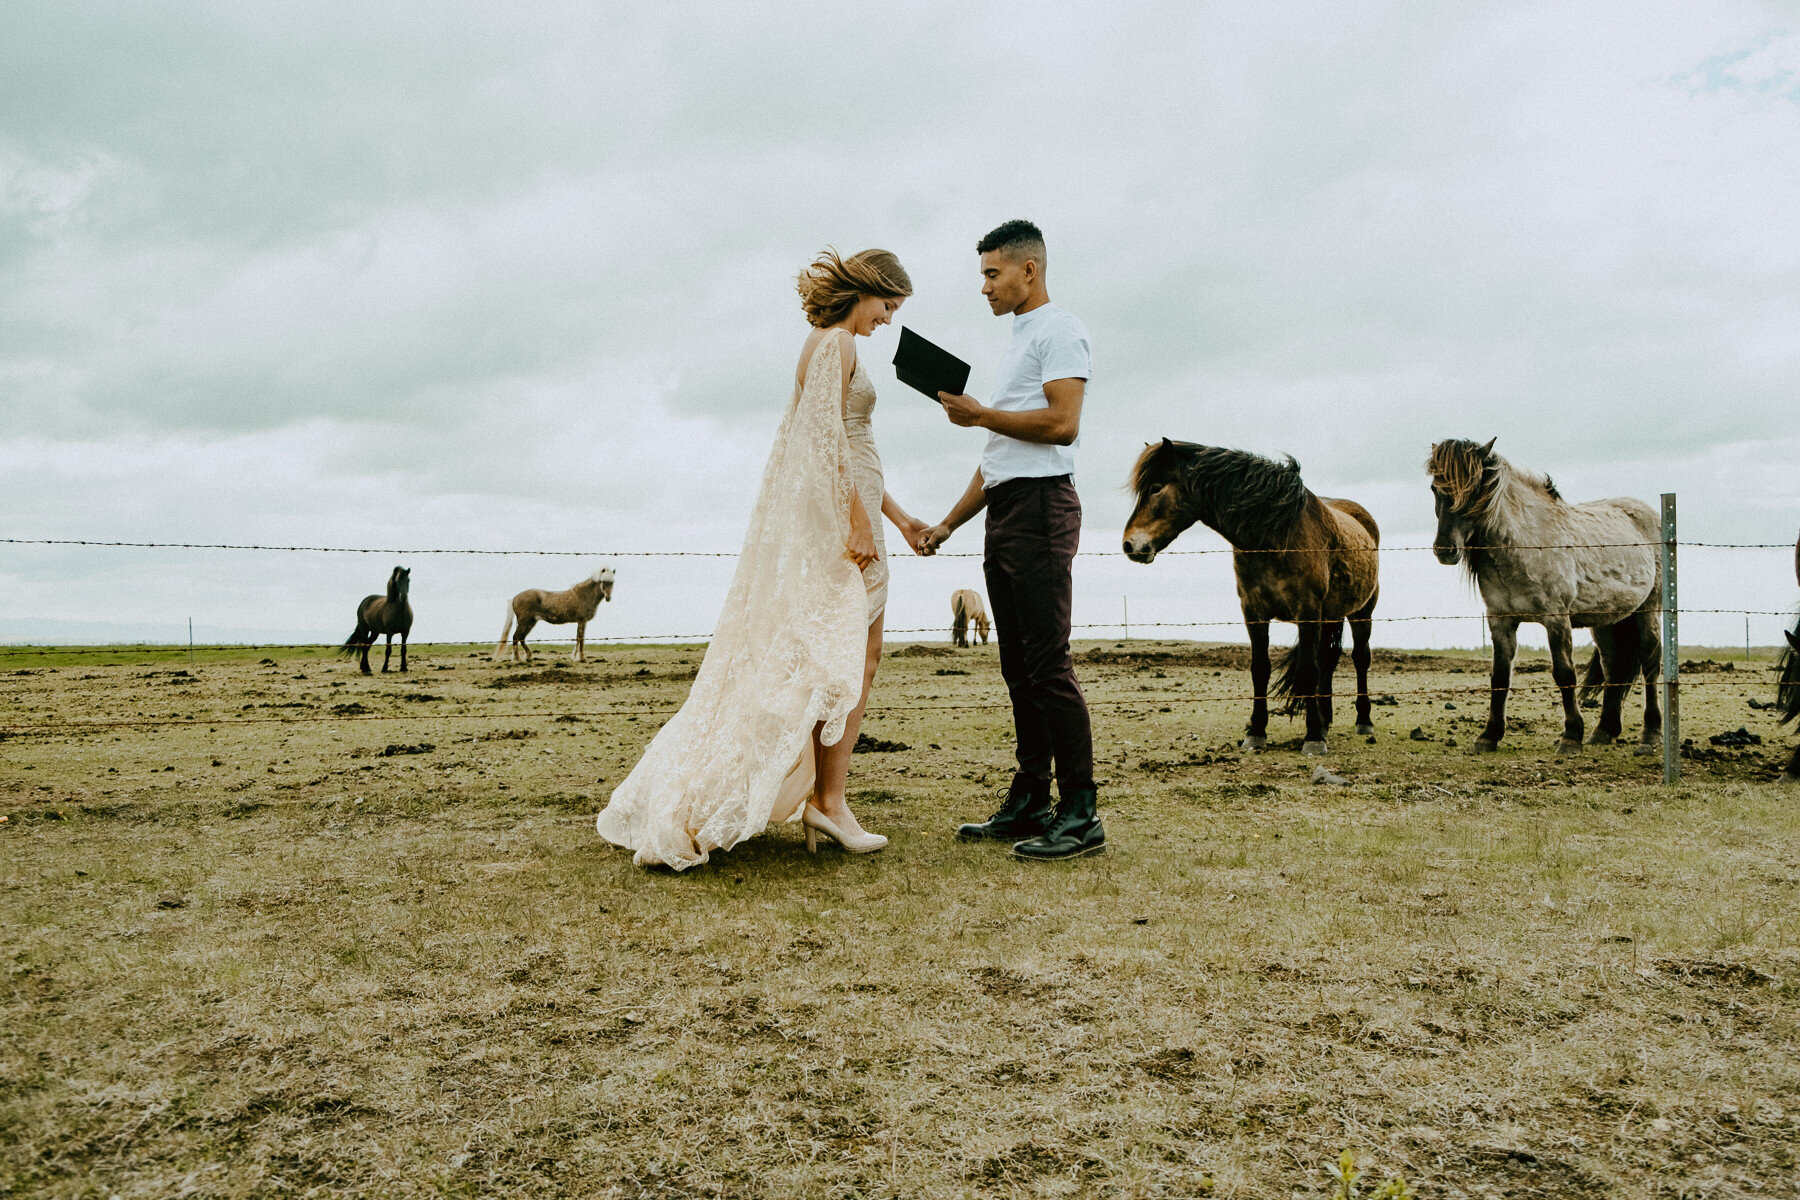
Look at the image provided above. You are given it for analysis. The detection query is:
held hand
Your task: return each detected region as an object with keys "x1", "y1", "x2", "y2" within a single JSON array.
[
  {"x1": 937, "y1": 391, "x2": 986, "y2": 428},
  {"x1": 845, "y1": 522, "x2": 879, "y2": 571},
  {"x1": 917, "y1": 523, "x2": 951, "y2": 556},
  {"x1": 898, "y1": 516, "x2": 931, "y2": 556}
]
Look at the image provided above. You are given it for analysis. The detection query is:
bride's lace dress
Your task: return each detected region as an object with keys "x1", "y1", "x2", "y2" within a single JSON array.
[
  {"x1": 845, "y1": 355, "x2": 887, "y2": 621},
  {"x1": 594, "y1": 334, "x2": 885, "y2": 870}
]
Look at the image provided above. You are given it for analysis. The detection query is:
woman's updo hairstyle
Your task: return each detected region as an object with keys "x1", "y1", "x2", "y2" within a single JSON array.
[{"x1": 796, "y1": 248, "x2": 913, "y2": 329}]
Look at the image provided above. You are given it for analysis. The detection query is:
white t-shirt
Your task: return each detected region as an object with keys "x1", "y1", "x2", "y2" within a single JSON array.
[{"x1": 980, "y1": 302, "x2": 1092, "y2": 489}]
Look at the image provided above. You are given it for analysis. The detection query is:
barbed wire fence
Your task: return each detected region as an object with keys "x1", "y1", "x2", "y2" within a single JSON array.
[{"x1": 5, "y1": 502, "x2": 1798, "y2": 784}]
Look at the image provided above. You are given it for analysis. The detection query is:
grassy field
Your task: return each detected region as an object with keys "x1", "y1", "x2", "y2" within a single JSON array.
[{"x1": 3, "y1": 639, "x2": 1798, "y2": 1198}]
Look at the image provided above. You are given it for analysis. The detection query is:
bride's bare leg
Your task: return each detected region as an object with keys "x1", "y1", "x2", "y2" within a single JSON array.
[{"x1": 811, "y1": 614, "x2": 884, "y2": 833}]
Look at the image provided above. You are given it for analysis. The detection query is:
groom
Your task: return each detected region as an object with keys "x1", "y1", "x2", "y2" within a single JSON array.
[{"x1": 918, "y1": 220, "x2": 1103, "y2": 862}]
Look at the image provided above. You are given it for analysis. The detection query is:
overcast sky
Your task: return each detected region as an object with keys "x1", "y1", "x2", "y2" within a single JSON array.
[{"x1": 2, "y1": 1, "x2": 1796, "y2": 652}]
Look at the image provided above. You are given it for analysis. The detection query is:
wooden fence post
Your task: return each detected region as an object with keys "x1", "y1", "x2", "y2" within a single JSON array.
[{"x1": 1661, "y1": 493, "x2": 1679, "y2": 785}]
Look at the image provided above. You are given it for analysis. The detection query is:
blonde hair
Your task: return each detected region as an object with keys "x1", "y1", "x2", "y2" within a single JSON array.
[{"x1": 796, "y1": 248, "x2": 913, "y2": 329}]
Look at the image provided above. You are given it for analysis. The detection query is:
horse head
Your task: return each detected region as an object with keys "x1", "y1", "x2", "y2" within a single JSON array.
[
  {"x1": 582, "y1": 567, "x2": 615, "y2": 602},
  {"x1": 1425, "y1": 438, "x2": 1496, "y2": 565},
  {"x1": 1123, "y1": 438, "x2": 1202, "y2": 563},
  {"x1": 388, "y1": 566, "x2": 411, "y2": 600}
]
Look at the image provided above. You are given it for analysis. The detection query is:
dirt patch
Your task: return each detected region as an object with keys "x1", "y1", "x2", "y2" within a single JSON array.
[
  {"x1": 1134, "y1": 1046, "x2": 1201, "y2": 1081},
  {"x1": 889, "y1": 643, "x2": 955, "y2": 658},
  {"x1": 1654, "y1": 957, "x2": 1780, "y2": 988},
  {"x1": 486, "y1": 668, "x2": 590, "y2": 687},
  {"x1": 1079, "y1": 646, "x2": 1250, "y2": 669}
]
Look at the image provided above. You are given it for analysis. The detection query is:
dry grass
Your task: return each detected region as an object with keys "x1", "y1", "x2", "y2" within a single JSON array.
[{"x1": 3, "y1": 640, "x2": 1798, "y2": 1198}]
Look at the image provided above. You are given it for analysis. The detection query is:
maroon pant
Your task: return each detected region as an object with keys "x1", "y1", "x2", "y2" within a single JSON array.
[{"x1": 983, "y1": 475, "x2": 1095, "y2": 796}]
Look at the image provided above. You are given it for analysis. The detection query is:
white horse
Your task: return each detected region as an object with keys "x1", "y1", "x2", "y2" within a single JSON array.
[
  {"x1": 496, "y1": 567, "x2": 615, "y2": 663},
  {"x1": 951, "y1": 589, "x2": 990, "y2": 647},
  {"x1": 1427, "y1": 439, "x2": 1662, "y2": 753}
]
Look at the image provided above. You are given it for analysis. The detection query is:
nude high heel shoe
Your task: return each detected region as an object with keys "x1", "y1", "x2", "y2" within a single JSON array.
[{"x1": 803, "y1": 806, "x2": 888, "y2": 854}]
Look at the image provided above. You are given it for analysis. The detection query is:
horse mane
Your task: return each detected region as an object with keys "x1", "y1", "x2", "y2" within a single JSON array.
[
  {"x1": 1427, "y1": 440, "x2": 1565, "y2": 515},
  {"x1": 1424, "y1": 440, "x2": 1494, "y2": 515},
  {"x1": 1127, "y1": 441, "x2": 1174, "y2": 497},
  {"x1": 1430, "y1": 440, "x2": 1565, "y2": 518},
  {"x1": 1132, "y1": 441, "x2": 1311, "y2": 546},
  {"x1": 1427, "y1": 440, "x2": 1571, "y2": 580}
]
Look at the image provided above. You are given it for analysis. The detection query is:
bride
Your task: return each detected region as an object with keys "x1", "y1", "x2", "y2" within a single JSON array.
[{"x1": 594, "y1": 248, "x2": 927, "y2": 870}]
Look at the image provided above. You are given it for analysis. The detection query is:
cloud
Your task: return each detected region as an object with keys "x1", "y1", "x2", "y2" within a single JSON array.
[{"x1": 1, "y1": 1, "x2": 1796, "y2": 647}]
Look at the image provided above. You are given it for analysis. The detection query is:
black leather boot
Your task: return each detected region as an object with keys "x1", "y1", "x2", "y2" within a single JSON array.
[
  {"x1": 955, "y1": 778, "x2": 1054, "y2": 842},
  {"x1": 1012, "y1": 789, "x2": 1105, "y2": 861}
]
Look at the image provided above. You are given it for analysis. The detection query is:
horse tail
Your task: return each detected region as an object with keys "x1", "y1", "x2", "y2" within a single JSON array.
[
  {"x1": 1778, "y1": 616, "x2": 1800, "y2": 725},
  {"x1": 339, "y1": 624, "x2": 369, "y2": 658},
  {"x1": 496, "y1": 605, "x2": 516, "y2": 660},
  {"x1": 1270, "y1": 644, "x2": 1302, "y2": 715},
  {"x1": 1577, "y1": 648, "x2": 1605, "y2": 705},
  {"x1": 1272, "y1": 621, "x2": 1342, "y2": 716}
]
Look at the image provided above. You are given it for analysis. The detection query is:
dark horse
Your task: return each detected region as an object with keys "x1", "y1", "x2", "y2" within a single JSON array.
[
  {"x1": 341, "y1": 566, "x2": 413, "y2": 675},
  {"x1": 1123, "y1": 440, "x2": 1380, "y2": 755},
  {"x1": 1779, "y1": 531, "x2": 1800, "y2": 785}
]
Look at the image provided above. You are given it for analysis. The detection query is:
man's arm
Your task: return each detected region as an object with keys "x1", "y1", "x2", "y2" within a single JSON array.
[
  {"x1": 937, "y1": 376, "x2": 1084, "y2": 446},
  {"x1": 918, "y1": 468, "x2": 988, "y2": 555}
]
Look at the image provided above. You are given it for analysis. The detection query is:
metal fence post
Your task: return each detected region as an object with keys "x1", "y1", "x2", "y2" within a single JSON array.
[{"x1": 1660, "y1": 493, "x2": 1679, "y2": 785}]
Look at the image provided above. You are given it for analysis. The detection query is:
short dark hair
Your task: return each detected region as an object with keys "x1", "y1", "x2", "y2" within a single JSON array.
[{"x1": 976, "y1": 219, "x2": 1046, "y2": 267}]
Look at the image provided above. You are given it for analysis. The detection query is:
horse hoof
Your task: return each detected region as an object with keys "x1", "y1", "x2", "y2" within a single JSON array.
[
  {"x1": 1240, "y1": 736, "x2": 1266, "y2": 752},
  {"x1": 1633, "y1": 742, "x2": 1659, "y2": 756},
  {"x1": 1556, "y1": 739, "x2": 1583, "y2": 753},
  {"x1": 1468, "y1": 740, "x2": 1498, "y2": 754},
  {"x1": 1354, "y1": 723, "x2": 1374, "y2": 736},
  {"x1": 1302, "y1": 740, "x2": 1329, "y2": 757},
  {"x1": 1589, "y1": 730, "x2": 1617, "y2": 746},
  {"x1": 1782, "y1": 773, "x2": 1800, "y2": 786}
]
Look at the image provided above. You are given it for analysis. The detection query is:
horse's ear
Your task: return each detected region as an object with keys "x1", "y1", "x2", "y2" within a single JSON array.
[
  {"x1": 1161, "y1": 437, "x2": 1172, "y2": 449},
  {"x1": 1479, "y1": 437, "x2": 1497, "y2": 459}
]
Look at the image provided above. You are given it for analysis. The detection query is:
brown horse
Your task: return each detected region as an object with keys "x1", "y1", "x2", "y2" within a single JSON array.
[
  {"x1": 951, "y1": 588, "x2": 990, "y2": 647},
  {"x1": 496, "y1": 567, "x2": 615, "y2": 663},
  {"x1": 341, "y1": 566, "x2": 412, "y2": 675},
  {"x1": 1124, "y1": 440, "x2": 1380, "y2": 755},
  {"x1": 1779, "y1": 531, "x2": 1800, "y2": 785}
]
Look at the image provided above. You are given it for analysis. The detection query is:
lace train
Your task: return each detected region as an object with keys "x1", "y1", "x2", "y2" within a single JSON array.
[{"x1": 594, "y1": 335, "x2": 871, "y2": 870}]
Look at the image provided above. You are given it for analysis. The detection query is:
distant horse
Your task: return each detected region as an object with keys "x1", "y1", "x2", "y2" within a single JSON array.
[
  {"x1": 1427, "y1": 438, "x2": 1661, "y2": 753},
  {"x1": 1123, "y1": 440, "x2": 1380, "y2": 755},
  {"x1": 496, "y1": 567, "x2": 615, "y2": 663},
  {"x1": 951, "y1": 589, "x2": 990, "y2": 647},
  {"x1": 1778, "y1": 531, "x2": 1800, "y2": 784},
  {"x1": 341, "y1": 566, "x2": 413, "y2": 675}
]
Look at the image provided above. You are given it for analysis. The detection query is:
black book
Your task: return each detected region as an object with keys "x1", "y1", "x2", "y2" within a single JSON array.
[{"x1": 892, "y1": 327, "x2": 970, "y2": 403}]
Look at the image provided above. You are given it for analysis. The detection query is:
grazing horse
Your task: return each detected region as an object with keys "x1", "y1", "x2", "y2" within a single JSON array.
[
  {"x1": 1778, "y1": 531, "x2": 1800, "y2": 785},
  {"x1": 1123, "y1": 440, "x2": 1380, "y2": 755},
  {"x1": 1427, "y1": 438, "x2": 1662, "y2": 753},
  {"x1": 496, "y1": 567, "x2": 615, "y2": 663},
  {"x1": 951, "y1": 588, "x2": 990, "y2": 647},
  {"x1": 341, "y1": 566, "x2": 413, "y2": 675}
]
